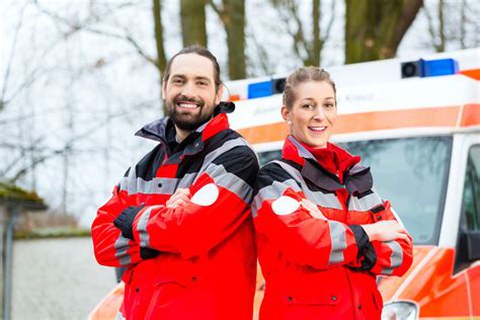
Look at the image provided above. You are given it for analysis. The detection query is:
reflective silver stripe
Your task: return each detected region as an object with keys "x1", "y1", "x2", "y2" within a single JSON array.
[
  {"x1": 198, "y1": 138, "x2": 251, "y2": 176},
  {"x1": 204, "y1": 163, "x2": 253, "y2": 202},
  {"x1": 120, "y1": 175, "x2": 195, "y2": 196},
  {"x1": 177, "y1": 172, "x2": 197, "y2": 188},
  {"x1": 382, "y1": 240, "x2": 403, "y2": 275},
  {"x1": 136, "y1": 206, "x2": 155, "y2": 247},
  {"x1": 271, "y1": 161, "x2": 343, "y2": 210},
  {"x1": 114, "y1": 235, "x2": 132, "y2": 266},
  {"x1": 348, "y1": 192, "x2": 383, "y2": 211},
  {"x1": 252, "y1": 179, "x2": 301, "y2": 217},
  {"x1": 138, "y1": 177, "x2": 179, "y2": 195},
  {"x1": 328, "y1": 220, "x2": 347, "y2": 265},
  {"x1": 119, "y1": 166, "x2": 137, "y2": 195},
  {"x1": 119, "y1": 138, "x2": 253, "y2": 196},
  {"x1": 287, "y1": 136, "x2": 315, "y2": 160}
]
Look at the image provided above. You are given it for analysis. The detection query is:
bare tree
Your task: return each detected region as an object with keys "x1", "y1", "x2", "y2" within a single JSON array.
[
  {"x1": 153, "y1": 0, "x2": 167, "y2": 72},
  {"x1": 269, "y1": 0, "x2": 335, "y2": 67},
  {"x1": 423, "y1": 0, "x2": 479, "y2": 52},
  {"x1": 345, "y1": 0, "x2": 423, "y2": 63},
  {"x1": 181, "y1": 0, "x2": 208, "y2": 47},
  {"x1": 209, "y1": 0, "x2": 246, "y2": 79}
]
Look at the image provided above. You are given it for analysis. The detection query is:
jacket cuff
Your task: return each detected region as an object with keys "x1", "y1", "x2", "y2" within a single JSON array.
[
  {"x1": 350, "y1": 225, "x2": 370, "y2": 257},
  {"x1": 113, "y1": 205, "x2": 144, "y2": 240},
  {"x1": 349, "y1": 225, "x2": 377, "y2": 271}
]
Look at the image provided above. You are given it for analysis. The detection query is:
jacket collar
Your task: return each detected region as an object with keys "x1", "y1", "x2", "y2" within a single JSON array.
[
  {"x1": 282, "y1": 135, "x2": 370, "y2": 193},
  {"x1": 134, "y1": 101, "x2": 234, "y2": 144}
]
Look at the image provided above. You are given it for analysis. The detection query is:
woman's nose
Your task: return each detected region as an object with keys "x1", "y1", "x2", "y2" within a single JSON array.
[{"x1": 312, "y1": 107, "x2": 326, "y2": 121}]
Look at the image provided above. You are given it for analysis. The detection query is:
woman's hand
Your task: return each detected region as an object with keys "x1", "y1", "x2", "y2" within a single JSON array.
[
  {"x1": 301, "y1": 199, "x2": 327, "y2": 220},
  {"x1": 361, "y1": 220, "x2": 410, "y2": 242},
  {"x1": 166, "y1": 188, "x2": 191, "y2": 208}
]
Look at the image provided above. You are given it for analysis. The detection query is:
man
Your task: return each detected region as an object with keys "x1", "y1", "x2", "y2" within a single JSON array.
[{"x1": 91, "y1": 46, "x2": 259, "y2": 319}]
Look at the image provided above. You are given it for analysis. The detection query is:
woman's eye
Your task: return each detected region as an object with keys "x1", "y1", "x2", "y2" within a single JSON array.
[
  {"x1": 324, "y1": 103, "x2": 335, "y2": 108},
  {"x1": 302, "y1": 104, "x2": 314, "y2": 110}
]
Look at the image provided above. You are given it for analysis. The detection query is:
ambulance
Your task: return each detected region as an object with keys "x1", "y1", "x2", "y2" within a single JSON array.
[{"x1": 90, "y1": 48, "x2": 480, "y2": 320}]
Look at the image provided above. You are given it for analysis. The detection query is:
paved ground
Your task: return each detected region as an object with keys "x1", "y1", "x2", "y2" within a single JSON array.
[{"x1": 12, "y1": 237, "x2": 117, "y2": 320}]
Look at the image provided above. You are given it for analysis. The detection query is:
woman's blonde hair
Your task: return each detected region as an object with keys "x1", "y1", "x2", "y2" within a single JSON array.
[{"x1": 282, "y1": 67, "x2": 336, "y2": 110}]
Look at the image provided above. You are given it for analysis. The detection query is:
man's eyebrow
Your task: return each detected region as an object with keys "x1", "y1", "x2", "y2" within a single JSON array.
[
  {"x1": 194, "y1": 76, "x2": 211, "y2": 82},
  {"x1": 170, "y1": 74, "x2": 211, "y2": 82}
]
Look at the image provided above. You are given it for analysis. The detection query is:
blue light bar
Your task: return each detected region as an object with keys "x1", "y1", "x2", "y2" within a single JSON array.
[
  {"x1": 421, "y1": 58, "x2": 459, "y2": 77},
  {"x1": 247, "y1": 80, "x2": 272, "y2": 99}
]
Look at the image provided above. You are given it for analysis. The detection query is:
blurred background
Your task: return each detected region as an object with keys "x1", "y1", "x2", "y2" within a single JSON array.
[{"x1": 0, "y1": 0, "x2": 479, "y2": 319}]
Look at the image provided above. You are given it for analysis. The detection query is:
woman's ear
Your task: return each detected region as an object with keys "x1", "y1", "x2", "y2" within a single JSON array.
[{"x1": 281, "y1": 105, "x2": 290, "y2": 123}]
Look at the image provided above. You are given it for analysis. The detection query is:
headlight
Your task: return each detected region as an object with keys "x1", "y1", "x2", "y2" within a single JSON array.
[{"x1": 381, "y1": 301, "x2": 418, "y2": 320}]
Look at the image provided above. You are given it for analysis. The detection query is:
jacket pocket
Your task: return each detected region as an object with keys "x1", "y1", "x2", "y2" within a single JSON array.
[{"x1": 277, "y1": 268, "x2": 343, "y2": 306}]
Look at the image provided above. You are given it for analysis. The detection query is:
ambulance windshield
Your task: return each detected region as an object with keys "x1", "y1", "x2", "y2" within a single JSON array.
[
  {"x1": 343, "y1": 136, "x2": 452, "y2": 245},
  {"x1": 257, "y1": 136, "x2": 453, "y2": 245}
]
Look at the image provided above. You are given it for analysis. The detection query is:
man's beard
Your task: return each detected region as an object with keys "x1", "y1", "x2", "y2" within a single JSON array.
[{"x1": 166, "y1": 95, "x2": 214, "y2": 131}]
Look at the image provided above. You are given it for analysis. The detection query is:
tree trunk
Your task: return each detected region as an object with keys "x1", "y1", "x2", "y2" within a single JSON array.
[
  {"x1": 152, "y1": 0, "x2": 167, "y2": 113},
  {"x1": 222, "y1": 0, "x2": 246, "y2": 79},
  {"x1": 152, "y1": 0, "x2": 167, "y2": 73},
  {"x1": 345, "y1": 0, "x2": 423, "y2": 64},
  {"x1": 181, "y1": 0, "x2": 207, "y2": 47},
  {"x1": 310, "y1": 0, "x2": 321, "y2": 66}
]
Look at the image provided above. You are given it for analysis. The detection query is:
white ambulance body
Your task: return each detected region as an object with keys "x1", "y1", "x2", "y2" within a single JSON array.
[{"x1": 226, "y1": 48, "x2": 480, "y2": 319}]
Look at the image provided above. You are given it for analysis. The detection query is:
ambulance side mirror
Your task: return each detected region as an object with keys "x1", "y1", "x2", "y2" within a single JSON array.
[{"x1": 462, "y1": 231, "x2": 480, "y2": 262}]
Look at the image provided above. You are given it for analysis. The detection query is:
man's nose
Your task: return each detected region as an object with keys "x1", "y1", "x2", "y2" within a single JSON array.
[{"x1": 181, "y1": 81, "x2": 195, "y2": 97}]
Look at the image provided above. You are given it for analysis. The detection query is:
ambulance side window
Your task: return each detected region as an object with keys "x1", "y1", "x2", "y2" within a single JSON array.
[
  {"x1": 456, "y1": 145, "x2": 480, "y2": 272},
  {"x1": 462, "y1": 145, "x2": 480, "y2": 231}
]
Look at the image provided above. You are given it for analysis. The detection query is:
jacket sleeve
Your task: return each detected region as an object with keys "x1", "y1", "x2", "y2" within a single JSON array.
[
  {"x1": 253, "y1": 164, "x2": 363, "y2": 270},
  {"x1": 362, "y1": 201, "x2": 414, "y2": 276},
  {"x1": 130, "y1": 146, "x2": 259, "y2": 260},
  {"x1": 91, "y1": 168, "x2": 144, "y2": 268}
]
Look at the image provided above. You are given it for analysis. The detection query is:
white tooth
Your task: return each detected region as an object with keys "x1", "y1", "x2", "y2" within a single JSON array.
[{"x1": 178, "y1": 103, "x2": 198, "y2": 109}]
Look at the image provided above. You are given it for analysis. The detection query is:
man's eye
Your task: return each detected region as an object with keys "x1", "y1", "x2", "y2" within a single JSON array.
[
  {"x1": 197, "y1": 81, "x2": 208, "y2": 86},
  {"x1": 324, "y1": 103, "x2": 334, "y2": 108},
  {"x1": 172, "y1": 79, "x2": 183, "y2": 84}
]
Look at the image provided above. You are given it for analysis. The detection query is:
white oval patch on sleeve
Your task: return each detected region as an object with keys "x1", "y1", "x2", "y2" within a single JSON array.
[
  {"x1": 271, "y1": 196, "x2": 300, "y2": 216},
  {"x1": 190, "y1": 183, "x2": 219, "y2": 206}
]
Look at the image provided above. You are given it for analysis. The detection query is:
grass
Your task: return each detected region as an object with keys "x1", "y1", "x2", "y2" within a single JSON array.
[{"x1": 14, "y1": 227, "x2": 91, "y2": 240}]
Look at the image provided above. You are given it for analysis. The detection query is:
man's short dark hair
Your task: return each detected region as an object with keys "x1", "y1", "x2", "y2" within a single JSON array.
[{"x1": 163, "y1": 45, "x2": 221, "y2": 91}]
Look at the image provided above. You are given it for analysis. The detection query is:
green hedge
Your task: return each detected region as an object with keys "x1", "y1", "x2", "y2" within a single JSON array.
[{"x1": 14, "y1": 227, "x2": 91, "y2": 239}]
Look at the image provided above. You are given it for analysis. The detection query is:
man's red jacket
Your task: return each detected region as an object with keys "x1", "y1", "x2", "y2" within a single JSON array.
[{"x1": 92, "y1": 104, "x2": 259, "y2": 319}]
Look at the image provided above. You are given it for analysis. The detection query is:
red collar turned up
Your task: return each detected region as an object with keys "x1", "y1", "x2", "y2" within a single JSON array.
[{"x1": 282, "y1": 135, "x2": 361, "y2": 182}]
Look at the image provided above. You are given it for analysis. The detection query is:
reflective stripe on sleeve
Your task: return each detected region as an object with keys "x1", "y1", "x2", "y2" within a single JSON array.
[
  {"x1": 203, "y1": 162, "x2": 253, "y2": 203},
  {"x1": 136, "y1": 207, "x2": 154, "y2": 248},
  {"x1": 199, "y1": 138, "x2": 251, "y2": 174},
  {"x1": 328, "y1": 220, "x2": 347, "y2": 265},
  {"x1": 252, "y1": 179, "x2": 301, "y2": 217},
  {"x1": 381, "y1": 240, "x2": 403, "y2": 275},
  {"x1": 114, "y1": 235, "x2": 132, "y2": 266}
]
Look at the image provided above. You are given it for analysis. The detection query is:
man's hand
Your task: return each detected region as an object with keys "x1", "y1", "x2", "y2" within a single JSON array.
[
  {"x1": 361, "y1": 220, "x2": 410, "y2": 242},
  {"x1": 166, "y1": 188, "x2": 191, "y2": 208}
]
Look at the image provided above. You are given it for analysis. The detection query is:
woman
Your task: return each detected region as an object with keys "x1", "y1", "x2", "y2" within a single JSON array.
[{"x1": 253, "y1": 67, "x2": 413, "y2": 320}]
